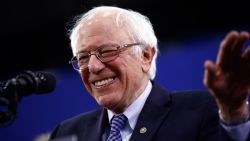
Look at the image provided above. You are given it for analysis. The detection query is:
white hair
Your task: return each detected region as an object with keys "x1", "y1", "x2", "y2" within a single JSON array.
[{"x1": 69, "y1": 6, "x2": 158, "y2": 80}]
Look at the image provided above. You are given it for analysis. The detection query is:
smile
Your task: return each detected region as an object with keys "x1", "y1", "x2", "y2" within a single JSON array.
[{"x1": 94, "y1": 77, "x2": 115, "y2": 87}]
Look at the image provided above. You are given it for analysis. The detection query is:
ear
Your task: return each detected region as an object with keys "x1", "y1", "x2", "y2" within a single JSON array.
[{"x1": 141, "y1": 47, "x2": 156, "y2": 73}]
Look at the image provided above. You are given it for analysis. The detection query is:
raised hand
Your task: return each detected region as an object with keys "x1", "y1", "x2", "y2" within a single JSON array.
[{"x1": 204, "y1": 31, "x2": 250, "y2": 121}]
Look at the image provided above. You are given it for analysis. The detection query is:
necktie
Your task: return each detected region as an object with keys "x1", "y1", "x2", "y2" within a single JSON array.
[{"x1": 107, "y1": 114, "x2": 127, "y2": 141}]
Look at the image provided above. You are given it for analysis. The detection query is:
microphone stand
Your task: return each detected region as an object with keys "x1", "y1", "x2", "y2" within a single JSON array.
[{"x1": 0, "y1": 79, "x2": 19, "y2": 127}]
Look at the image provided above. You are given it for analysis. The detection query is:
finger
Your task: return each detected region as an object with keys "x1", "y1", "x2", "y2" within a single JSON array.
[
  {"x1": 216, "y1": 31, "x2": 239, "y2": 66},
  {"x1": 242, "y1": 46, "x2": 250, "y2": 84},
  {"x1": 231, "y1": 31, "x2": 250, "y2": 58},
  {"x1": 204, "y1": 60, "x2": 217, "y2": 90},
  {"x1": 243, "y1": 46, "x2": 250, "y2": 62}
]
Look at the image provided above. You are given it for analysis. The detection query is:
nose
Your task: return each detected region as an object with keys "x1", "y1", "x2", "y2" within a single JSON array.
[{"x1": 87, "y1": 54, "x2": 105, "y2": 74}]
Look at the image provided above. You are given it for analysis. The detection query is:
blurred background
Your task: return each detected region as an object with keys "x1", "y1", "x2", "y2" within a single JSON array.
[{"x1": 0, "y1": 0, "x2": 249, "y2": 140}]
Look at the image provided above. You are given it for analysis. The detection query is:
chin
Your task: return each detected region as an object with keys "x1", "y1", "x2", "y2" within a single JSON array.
[
  {"x1": 98, "y1": 101, "x2": 114, "y2": 109},
  {"x1": 96, "y1": 96, "x2": 119, "y2": 109}
]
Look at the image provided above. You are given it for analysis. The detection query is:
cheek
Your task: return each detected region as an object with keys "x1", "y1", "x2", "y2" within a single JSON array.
[
  {"x1": 126, "y1": 61, "x2": 143, "y2": 78},
  {"x1": 80, "y1": 71, "x2": 92, "y2": 92},
  {"x1": 82, "y1": 79, "x2": 92, "y2": 93}
]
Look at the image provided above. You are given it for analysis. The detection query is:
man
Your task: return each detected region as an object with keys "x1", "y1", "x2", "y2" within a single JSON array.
[{"x1": 50, "y1": 6, "x2": 250, "y2": 141}]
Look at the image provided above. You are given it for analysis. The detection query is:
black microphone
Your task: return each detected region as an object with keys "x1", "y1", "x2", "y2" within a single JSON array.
[
  {"x1": 0, "y1": 70, "x2": 56, "y2": 100},
  {"x1": 0, "y1": 70, "x2": 56, "y2": 126}
]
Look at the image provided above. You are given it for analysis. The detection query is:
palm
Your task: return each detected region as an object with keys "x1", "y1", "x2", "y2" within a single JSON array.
[{"x1": 204, "y1": 31, "x2": 250, "y2": 110}]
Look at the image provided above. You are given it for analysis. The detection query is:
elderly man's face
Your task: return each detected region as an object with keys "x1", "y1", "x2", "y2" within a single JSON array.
[{"x1": 74, "y1": 14, "x2": 153, "y2": 113}]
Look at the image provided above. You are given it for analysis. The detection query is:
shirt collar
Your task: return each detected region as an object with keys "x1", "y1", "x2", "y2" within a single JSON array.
[{"x1": 108, "y1": 80, "x2": 152, "y2": 130}]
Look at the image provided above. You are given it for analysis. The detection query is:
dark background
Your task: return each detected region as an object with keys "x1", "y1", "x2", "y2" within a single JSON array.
[{"x1": 1, "y1": 0, "x2": 249, "y2": 78}]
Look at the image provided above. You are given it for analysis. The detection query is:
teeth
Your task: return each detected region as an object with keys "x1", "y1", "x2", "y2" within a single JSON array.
[{"x1": 94, "y1": 77, "x2": 114, "y2": 86}]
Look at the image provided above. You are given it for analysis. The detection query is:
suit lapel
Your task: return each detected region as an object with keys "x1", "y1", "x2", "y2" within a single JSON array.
[{"x1": 129, "y1": 83, "x2": 172, "y2": 141}]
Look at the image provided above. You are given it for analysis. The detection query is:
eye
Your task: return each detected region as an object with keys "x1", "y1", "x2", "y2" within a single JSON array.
[
  {"x1": 77, "y1": 52, "x2": 89, "y2": 62},
  {"x1": 99, "y1": 48, "x2": 118, "y2": 58}
]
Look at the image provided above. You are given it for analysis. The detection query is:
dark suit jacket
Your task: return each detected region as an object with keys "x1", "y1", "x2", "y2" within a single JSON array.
[{"x1": 50, "y1": 82, "x2": 245, "y2": 141}]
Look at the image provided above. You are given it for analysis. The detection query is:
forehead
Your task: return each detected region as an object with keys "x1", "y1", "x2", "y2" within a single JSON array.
[
  {"x1": 73, "y1": 11, "x2": 134, "y2": 54},
  {"x1": 80, "y1": 14, "x2": 126, "y2": 42}
]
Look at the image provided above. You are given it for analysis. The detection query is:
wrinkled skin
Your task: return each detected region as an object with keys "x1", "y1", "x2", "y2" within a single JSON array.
[{"x1": 74, "y1": 13, "x2": 155, "y2": 114}]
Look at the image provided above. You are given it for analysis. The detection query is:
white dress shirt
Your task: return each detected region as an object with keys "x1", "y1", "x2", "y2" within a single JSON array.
[{"x1": 107, "y1": 81, "x2": 152, "y2": 141}]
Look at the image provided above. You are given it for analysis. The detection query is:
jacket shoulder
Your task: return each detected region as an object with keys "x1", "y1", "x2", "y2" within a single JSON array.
[
  {"x1": 169, "y1": 90, "x2": 218, "y2": 119},
  {"x1": 50, "y1": 108, "x2": 103, "y2": 139}
]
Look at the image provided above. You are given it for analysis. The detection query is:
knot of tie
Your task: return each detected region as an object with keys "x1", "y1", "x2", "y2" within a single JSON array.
[{"x1": 107, "y1": 114, "x2": 127, "y2": 141}]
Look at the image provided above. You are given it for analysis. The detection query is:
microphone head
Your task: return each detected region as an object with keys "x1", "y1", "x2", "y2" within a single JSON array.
[
  {"x1": 15, "y1": 71, "x2": 56, "y2": 95},
  {"x1": 34, "y1": 71, "x2": 56, "y2": 94}
]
